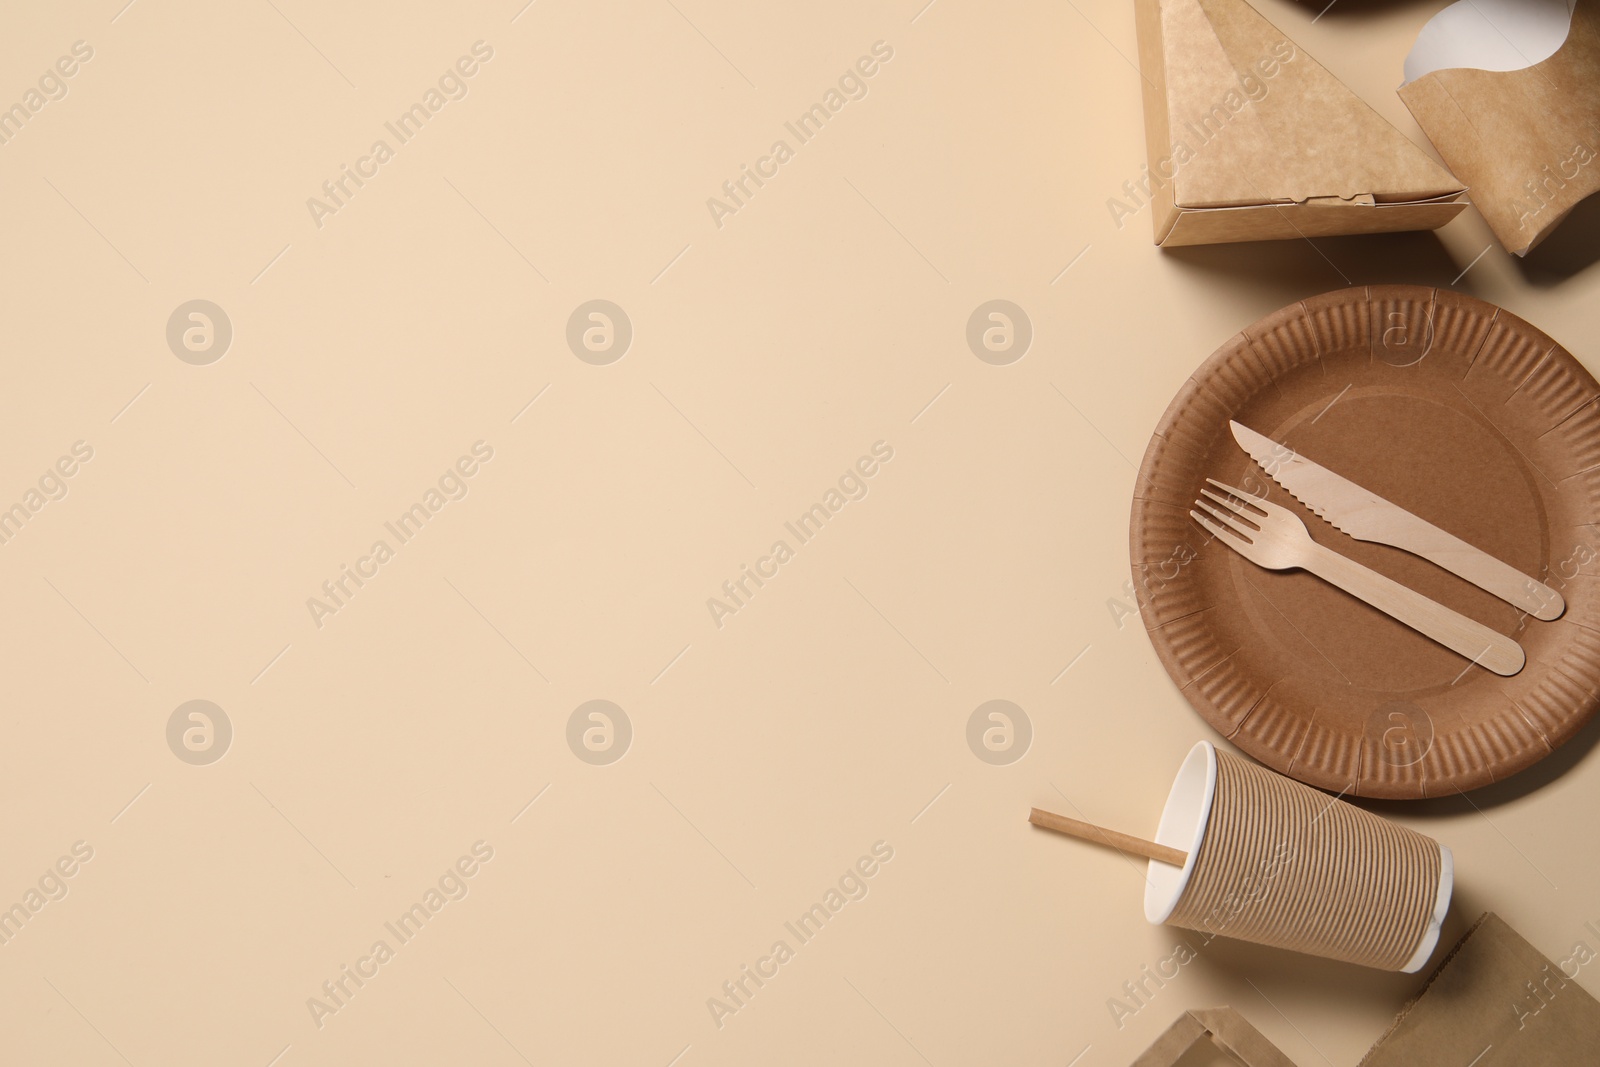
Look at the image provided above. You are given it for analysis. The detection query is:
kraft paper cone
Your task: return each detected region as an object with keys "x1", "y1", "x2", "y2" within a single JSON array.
[
  {"x1": 1146, "y1": 742, "x2": 1452, "y2": 972},
  {"x1": 1399, "y1": 0, "x2": 1600, "y2": 256}
]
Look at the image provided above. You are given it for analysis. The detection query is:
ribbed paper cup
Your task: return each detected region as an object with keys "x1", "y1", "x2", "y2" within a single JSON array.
[{"x1": 1144, "y1": 742, "x2": 1452, "y2": 972}]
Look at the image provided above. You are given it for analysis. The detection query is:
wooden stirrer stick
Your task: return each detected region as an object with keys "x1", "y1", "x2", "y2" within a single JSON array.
[{"x1": 1028, "y1": 807, "x2": 1187, "y2": 867}]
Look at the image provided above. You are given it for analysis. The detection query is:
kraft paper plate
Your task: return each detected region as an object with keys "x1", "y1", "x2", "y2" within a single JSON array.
[{"x1": 1131, "y1": 286, "x2": 1600, "y2": 798}]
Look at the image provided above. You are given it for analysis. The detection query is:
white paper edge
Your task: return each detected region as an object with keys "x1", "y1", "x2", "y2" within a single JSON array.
[
  {"x1": 1144, "y1": 741, "x2": 1216, "y2": 925},
  {"x1": 1400, "y1": 844, "x2": 1454, "y2": 973},
  {"x1": 1402, "y1": 0, "x2": 1575, "y2": 86}
]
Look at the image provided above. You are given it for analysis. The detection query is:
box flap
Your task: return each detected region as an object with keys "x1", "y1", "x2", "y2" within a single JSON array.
[
  {"x1": 1160, "y1": 194, "x2": 1466, "y2": 246},
  {"x1": 1132, "y1": 1006, "x2": 1301, "y2": 1067}
]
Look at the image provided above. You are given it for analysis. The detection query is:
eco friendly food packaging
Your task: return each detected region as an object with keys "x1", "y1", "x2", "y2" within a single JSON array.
[
  {"x1": 1399, "y1": 0, "x2": 1600, "y2": 256},
  {"x1": 1131, "y1": 913, "x2": 1600, "y2": 1065},
  {"x1": 1146, "y1": 742, "x2": 1452, "y2": 971},
  {"x1": 1131, "y1": 0, "x2": 1467, "y2": 245}
]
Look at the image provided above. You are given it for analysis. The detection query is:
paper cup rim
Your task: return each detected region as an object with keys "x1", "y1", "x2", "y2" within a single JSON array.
[
  {"x1": 1145, "y1": 740, "x2": 1217, "y2": 924},
  {"x1": 1400, "y1": 843, "x2": 1454, "y2": 973}
]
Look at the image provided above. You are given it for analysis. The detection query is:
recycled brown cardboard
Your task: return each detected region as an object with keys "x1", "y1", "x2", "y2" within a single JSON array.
[
  {"x1": 1128, "y1": 914, "x2": 1600, "y2": 1066},
  {"x1": 1399, "y1": 0, "x2": 1600, "y2": 256},
  {"x1": 1131, "y1": 0, "x2": 1468, "y2": 245},
  {"x1": 1131, "y1": 1006, "x2": 1298, "y2": 1067},
  {"x1": 1359, "y1": 912, "x2": 1600, "y2": 1067}
]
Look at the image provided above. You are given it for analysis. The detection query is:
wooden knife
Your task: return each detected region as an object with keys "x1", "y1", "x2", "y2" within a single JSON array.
[{"x1": 1230, "y1": 420, "x2": 1565, "y2": 621}]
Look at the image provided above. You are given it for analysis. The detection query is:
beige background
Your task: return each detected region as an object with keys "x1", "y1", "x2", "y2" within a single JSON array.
[{"x1": 1, "y1": 1, "x2": 1597, "y2": 1065}]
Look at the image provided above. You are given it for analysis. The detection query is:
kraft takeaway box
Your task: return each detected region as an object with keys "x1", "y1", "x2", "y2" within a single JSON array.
[
  {"x1": 1130, "y1": 1007, "x2": 1297, "y2": 1067},
  {"x1": 1130, "y1": 0, "x2": 1468, "y2": 246}
]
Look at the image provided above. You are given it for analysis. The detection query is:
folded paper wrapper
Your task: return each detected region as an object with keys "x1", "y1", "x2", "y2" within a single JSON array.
[
  {"x1": 1129, "y1": 913, "x2": 1600, "y2": 1066},
  {"x1": 1132, "y1": 0, "x2": 1467, "y2": 246},
  {"x1": 1399, "y1": 0, "x2": 1600, "y2": 256}
]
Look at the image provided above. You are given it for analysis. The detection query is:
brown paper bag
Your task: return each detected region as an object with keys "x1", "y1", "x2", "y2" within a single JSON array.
[{"x1": 1359, "y1": 912, "x2": 1600, "y2": 1066}]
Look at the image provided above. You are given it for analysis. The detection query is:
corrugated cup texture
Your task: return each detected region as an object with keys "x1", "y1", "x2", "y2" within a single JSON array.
[{"x1": 1168, "y1": 748, "x2": 1441, "y2": 970}]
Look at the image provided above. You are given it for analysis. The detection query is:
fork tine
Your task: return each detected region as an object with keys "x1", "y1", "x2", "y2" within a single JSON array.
[
  {"x1": 1199, "y1": 487, "x2": 1262, "y2": 528},
  {"x1": 1205, "y1": 479, "x2": 1266, "y2": 512},
  {"x1": 1193, "y1": 499, "x2": 1257, "y2": 542},
  {"x1": 1189, "y1": 509, "x2": 1231, "y2": 541},
  {"x1": 1190, "y1": 509, "x2": 1248, "y2": 548}
]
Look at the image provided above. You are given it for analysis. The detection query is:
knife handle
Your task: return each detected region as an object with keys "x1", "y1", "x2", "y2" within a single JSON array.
[
  {"x1": 1305, "y1": 543, "x2": 1526, "y2": 676},
  {"x1": 1410, "y1": 533, "x2": 1565, "y2": 621}
]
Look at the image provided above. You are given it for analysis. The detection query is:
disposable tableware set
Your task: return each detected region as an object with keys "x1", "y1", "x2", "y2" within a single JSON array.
[
  {"x1": 1023, "y1": 267, "x2": 1600, "y2": 989},
  {"x1": 1021, "y1": 0, "x2": 1600, "y2": 1057},
  {"x1": 1026, "y1": 417, "x2": 1563, "y2": 971}
]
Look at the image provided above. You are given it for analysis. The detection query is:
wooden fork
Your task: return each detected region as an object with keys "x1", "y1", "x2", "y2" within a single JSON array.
[{"x1": 1191, "y1": 480, "x2": 1525, "y2": 677}]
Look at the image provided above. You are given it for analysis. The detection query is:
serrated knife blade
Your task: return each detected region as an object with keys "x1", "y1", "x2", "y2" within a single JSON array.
[{"x1": 1230, "y1": 420, "x2": 1565, "y2": 621}]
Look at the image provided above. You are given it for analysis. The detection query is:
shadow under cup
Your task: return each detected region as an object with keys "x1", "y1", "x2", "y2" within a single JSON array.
[{"x1": 1145, "y1": 742, "x2": 1452, "y2": 972}]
